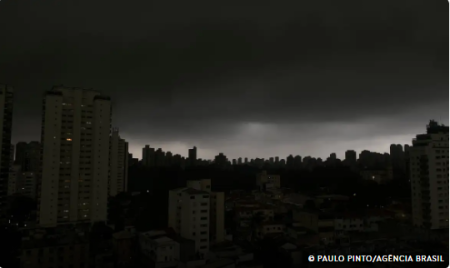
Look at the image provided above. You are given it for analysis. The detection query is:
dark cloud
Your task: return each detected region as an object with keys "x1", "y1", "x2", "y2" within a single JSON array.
[{"x1": 0, "y1": 0, "x2": 447, "y2": 159}]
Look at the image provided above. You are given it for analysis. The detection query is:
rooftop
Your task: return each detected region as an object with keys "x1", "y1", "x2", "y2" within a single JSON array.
[
  {"x1": 183, "y1": 188, "x2": 210, "y2": 195},
  {"x1": 171, "y1": 187, "x2": 210, "y2": 195}
]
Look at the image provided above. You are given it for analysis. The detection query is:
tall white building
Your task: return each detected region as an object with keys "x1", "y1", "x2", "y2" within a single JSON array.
[
  {"x1": 168, "y1": 187, "x2": 210, "y2": 258},
  {"x1": 109, "y1": 129, "x2": 128, "y2": 197},
  {"x1": 0, "y1": 85, "x2": 14, "y2": 221},
  {"x1": 410, "y1": 120, "x2": 449, "y2": 230},
  {"x1": 186, "y1": 179, "x2": 225, "y2": 244},
  {"x1": 38, "y1": 86, "x2": 112, "y2": 227}
]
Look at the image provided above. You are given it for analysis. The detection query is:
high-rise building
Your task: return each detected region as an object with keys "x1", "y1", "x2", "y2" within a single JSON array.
[
  {"x1": 15, "y1": 141, "x2": 28, "y2": 165},
  {"x1": 10, "y1": 144, "x2": 14, "y2": 167},
  {"x1": 8, "y1": 164, "x2": 37, "y2": 199},
  {"x1": 109, "y1": 129, "x2": 128, "y2": 197},
  {"x1": 165, "y1": 151, "x2": 173, "y2": 166},
  {"x1": 168, "y1": 186, "x2": 210, "y2": 258},
  {"x1": 286, "y1": 155, "x2": 294, "y2": 169},
  {"x1": 410, "y1": 120, "x2": 449, "y2": 230},
  {"x1": 188, "y1": 146, "x2": 197, "y2": 167},
  {"x1": 14, "y1": 141, "x2": 41, "y2": 172},
  {"x1": 390, "y1": 144, "x2": 406, "y2": 172},
  {"x1": 38, "y1": 86, "x2": 112, "y2": 227},
  {"x1": 8, "y1": 164, "x2": 21, "y2": 196},
  {"x1": 155, "y1": 148, "x2": 165, "y2": 167},
  {"x1": 294, "y1": 155, "x2": 302, "y2": 169},
  {"x1": 0, "y1": 85, "x2": 14, "y2": 221},
  {"x1": 142, "y1": 145, "x2": 155, "y2": 167},
  {"x1": 345, "y1": 150, "x2": 357, "y2": 167}
]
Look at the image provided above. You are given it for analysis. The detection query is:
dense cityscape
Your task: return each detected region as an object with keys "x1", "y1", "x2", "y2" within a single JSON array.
[{"x1": 0, "y1": 85, "x2": 448, "y2": 268}]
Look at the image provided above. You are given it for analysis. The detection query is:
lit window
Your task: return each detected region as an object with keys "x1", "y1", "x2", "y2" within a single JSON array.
[{"x1": 67, "y1": 138, "x2": 72, "y2": 141}]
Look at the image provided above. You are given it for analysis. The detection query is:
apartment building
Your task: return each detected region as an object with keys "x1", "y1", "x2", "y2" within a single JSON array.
[
  {"x1": 14, "y1": 141, "x2": 41, "y2": 172},
  {"x1": 20, "y1": 227, "x2": 90, "y2": 268},
  {"x1": 8, "y1": 164, "x2": 20, "y2": 196},
  {"x1": 109, "y1": 129, "x2": 128, "y2": 197},
  {"x1": 0, "y1": 85, "x2": 14, "y2": 221},
  {"x1": 234, "y1": 202, "x2": 275, "y2": 228},
  {"x1": 292, "y1": 208, "x2": 335, "y2": 242},
  {"x1": 256, "y1": 171, "x2": 280, "y2": 191},
  {"x1": 168, "y1": 187, "x2": 210, "y2": 257},
  {"x1": 187, "y1": 179, "x2": 226, "y2": 244},
  {"x1": 410, "y1": 120, "x2": 449, "y2": 230},
  {"x1": 38, "y1": 86, "x2": 111, "y2": 227},
  {"x1": 139, "y1": 230, "x2": 179, "y2": 268}
]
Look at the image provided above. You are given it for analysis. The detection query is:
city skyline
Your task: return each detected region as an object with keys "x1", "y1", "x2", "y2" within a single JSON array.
[
  {"x1": 8, "y1": 122, "x2": 444, "y2": 161},
  {"x1": 1, "y1": 0, "x2": 448, "y2": 161}
]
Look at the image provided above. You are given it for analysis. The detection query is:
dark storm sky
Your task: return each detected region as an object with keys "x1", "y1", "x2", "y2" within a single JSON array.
[{"x1": 0, "y1": 0, "x2": 448, "y2": 160}]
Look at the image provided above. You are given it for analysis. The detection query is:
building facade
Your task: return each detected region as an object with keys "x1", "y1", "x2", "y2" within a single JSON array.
[
  {"x1": 142, "y1": 145, "x2": 155, "y2": 167},
  {"x1": 139, "y1": 230, "x2": 179, "y2": 268},
  {"x1": 256, "y1": 171, "x2": 280, "y2": 191},
  {"x1": 14, "y1": 141, "x2": 41, "y2": 172},
  {"x1": 0, "y1": 85, "x2": 14, "y2": 221},
  {"x1": 168, "y1": 187, "x2": 210, "y2": 257},
  {"x1": 410, "y1": 120, "x2": 449, "y2": 230},
  {"x1": 186, "y1": 179, "x2": 225, "y2": 244},
  {"x1": 38, "y1": 86, "x2": 112, "y2": 227},
  {"x1": 109, "y1": 129, "x2": 128, "y2": 197}
]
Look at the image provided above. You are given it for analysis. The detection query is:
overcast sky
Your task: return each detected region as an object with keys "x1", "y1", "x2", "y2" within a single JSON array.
[{"x1": 0, "y1": 0, "x2": 448, "y2": 160}]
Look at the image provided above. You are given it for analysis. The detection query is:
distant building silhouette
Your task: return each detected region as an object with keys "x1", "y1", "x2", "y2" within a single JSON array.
[
  {"x1": 109, "y1": 128, "x2": 129, "y2": 196},
  {"x1": 8, "y1": 164, "x2": 37, "y2": 199},
  {"x1": 142, "y1": 145, "x2": 155, "y2": 167},
  {"x1": 165, "y1": 151, "x2": 173, "y2": 166},
  {"x1": 14, "y1": 141, "x2": 40, "y2": 172},
  {"x1": 345, "y1": 150, "x2": 357, "y2": 168},
  {"x1": 0, "y1": 85, "x2": 13, "y2": 221},
  {"x1": 410, "y1": 120, "x2": 449, "y2": 230},
  {"x1": 128, "y1": 153, "x2": 139, "y2": 167},
  {"x1": 38, "y1": 86, "x2": 112, "y2": 227},
  {"x1": 188, "y1": 146, "x2": 197, "y2": 167},
  {"x1": 214, "y1": 153, "x2": 228, "y2": 169},
  {"x1": 155, "y1": 148, "x2": 165, "y2": 167},
  {"x1": 390, "y1": 144, "x2": 406, "y2": 172},
  {"x1": 10, "y1": 144, "x2": 14, "y2": 168},
  {"x1": 294, "y1": 155, "x2": 302, "y2": 169},
  {"x1": 286, "y1": 155, "x2": 294, "y2": 169}
]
